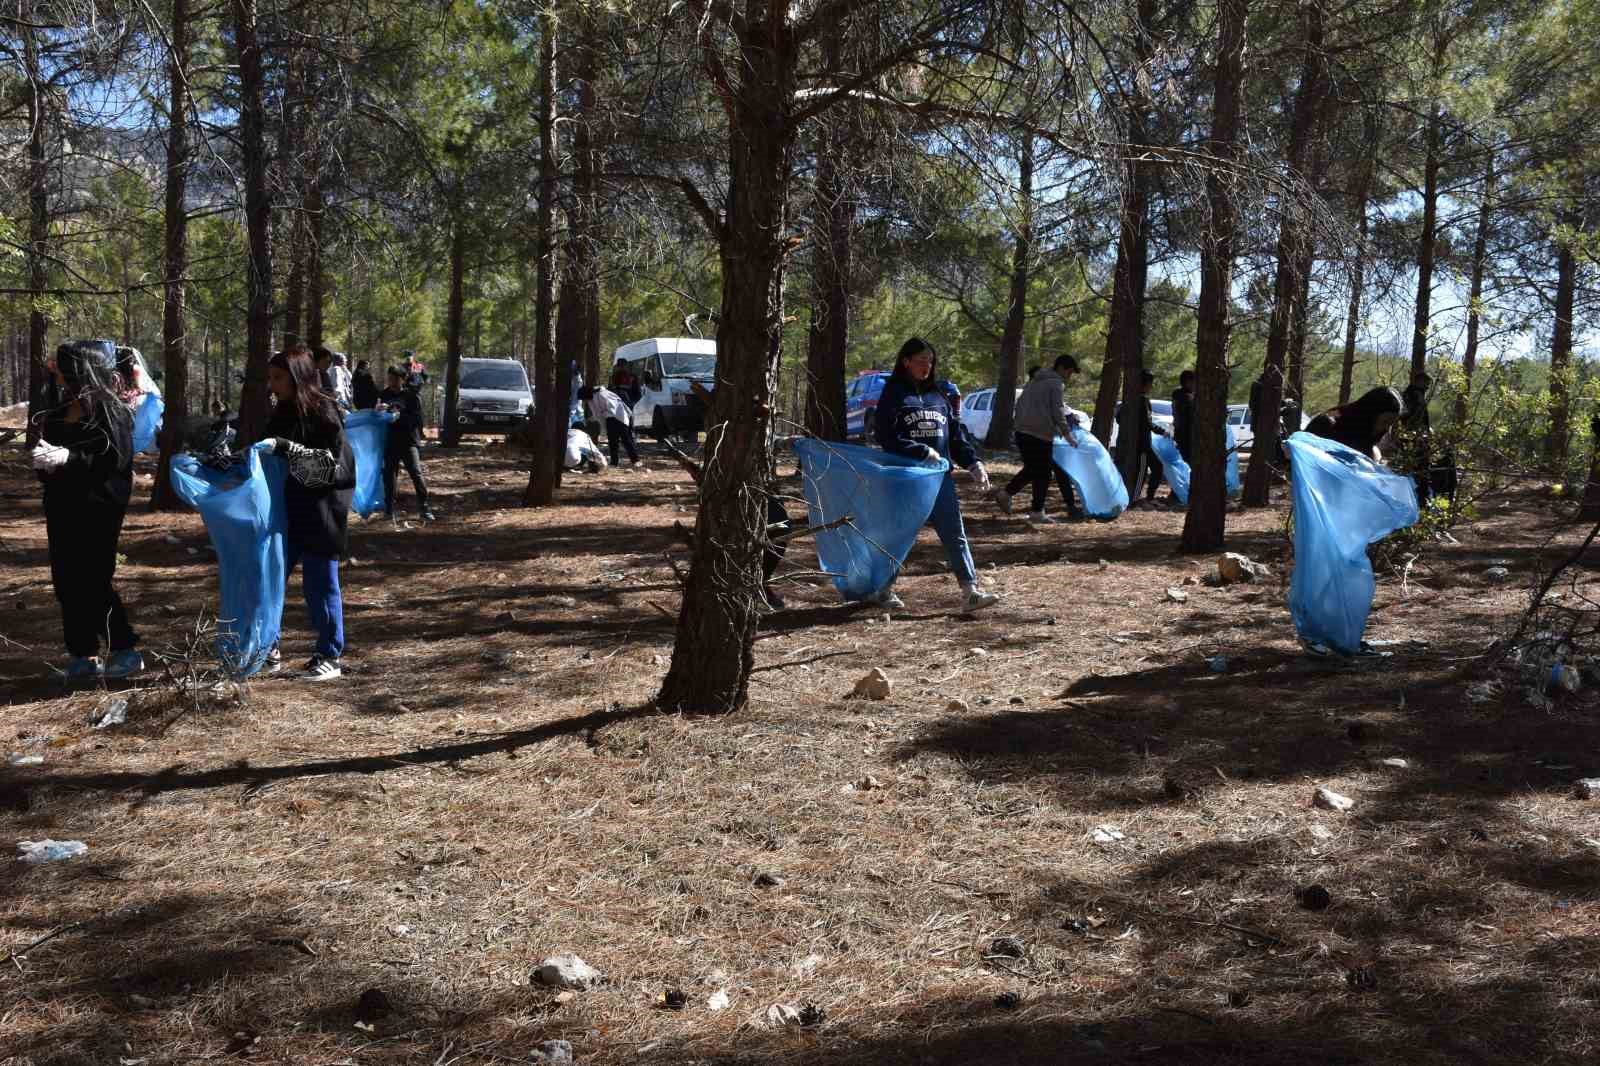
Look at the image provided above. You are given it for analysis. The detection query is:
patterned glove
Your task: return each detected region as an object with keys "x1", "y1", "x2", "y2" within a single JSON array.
[
  {"x1": 280, "y1": 440, "x2": 338, "y2": 487},
  {"x1": 970, "y1": 461, "x2": 991, "y2": 491}
]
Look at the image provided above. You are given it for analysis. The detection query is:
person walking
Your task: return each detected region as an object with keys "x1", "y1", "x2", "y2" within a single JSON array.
[
  {"x1": 994, "y1": 354, "x2": 1084, "y2": 523},
  {"x1": 264, "y1": 345, "x2": 357, "y2": 680},
  {"x1": 32, "y1": 340, "x2": 143, "y2": 681},
  {"x1": 379, "y1": 366, "x2": 435, "y2": 522},
  {"x1": 1118, "y1": 369, "x2": 1169, "y2": 505},
  {"x1": 580, "y1": 384, "x2": 640, "y2": 466},
  {"x1": 873, "y1": 337, "x2": 1000, "y2": 614},
  {"x1": 1172, "y1": 370, "x2": 1197, "y2": 464}
]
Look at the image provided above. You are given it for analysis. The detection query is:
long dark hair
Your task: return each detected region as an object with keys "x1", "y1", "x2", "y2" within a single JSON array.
[
  {"x1": 34, "y1": 340, "x2": 131, "y2": 462},
  {"x1": 1331, "y1": 386, "x2": 1405, "y2": 450},
  {"x1": 892, "y1": 336, "x2": 939, "y2": 391},
  {"x1": 269, "y1": 347, "x2": 339, "y2": 432}
]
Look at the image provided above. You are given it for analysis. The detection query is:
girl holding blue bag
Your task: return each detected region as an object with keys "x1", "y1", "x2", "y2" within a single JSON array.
[
  {"x1": 264, "y1": 346, "x2": 356, "y2": 680},
  {"x1": 872, "y1": 337, "x2": 1000, "y2": 615}
]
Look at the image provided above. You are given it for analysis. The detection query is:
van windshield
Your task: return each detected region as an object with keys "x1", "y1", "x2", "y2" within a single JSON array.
[
  {"x1": 461, "y1": 364, "x2": 529, "y2": 391},
  {"x1": 661, "y1": 353, "x2": 716, "y2": 377}
]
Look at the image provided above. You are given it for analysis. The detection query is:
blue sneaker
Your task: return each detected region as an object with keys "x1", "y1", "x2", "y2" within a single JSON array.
[
  {"x1": 61, "y1": 656, "x2": 101, "y2": 682},
  {"x1": 103, "y1": 649, "x2": 145, "y2": 679}
]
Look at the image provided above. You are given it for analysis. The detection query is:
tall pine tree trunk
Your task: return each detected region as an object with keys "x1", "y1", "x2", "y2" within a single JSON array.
[
  {"x1": 986, "y1": 131, "x2": 1033, "y2": 449},
  {"x1": 1242, "y1": 0, "x2": 1324, "y2": 506},
  {"x1": 22, "y1": 14, "x2": 49, "y2": 448},
  {"x1": 1547, "y1": 235, "x2": 1576, "y2": 465},
  {"x1": 574, "y1": 8, "x2": 602, "y2": 391},
  {"x1": 306, "y1": 178, "x2": 325, "y2": 349},
  {"x1": 152, "y1": 0, "x2": 191, "y2": 511},
  {"x1": 1409, "y1": 92, "x2": 1443, "y2": 379},
  {"x1": 803, "y1": 19, "x2": 851, "y2": 441},
  {"x1": 441, "y1": 211, "x2": 466, "y2": 448},
  {"x1": 234, "y1": 0, "x2": 275, "y2": 444},
  {"x1": 1181, "y1": 0, "x2": 1248, "y2": 552},
  {"x1": 1091, "y1": 240, "x2": 1125, "y2": 445},
  {"x1": 658, "y1": 10, "x2": 795, "y2": 714},
  {"x1": 1458, "y1": 147, "x2": 1494, "y2": 423},
  {"x1": 524, "y1": 9, "x2": 562, "y2": 502}
]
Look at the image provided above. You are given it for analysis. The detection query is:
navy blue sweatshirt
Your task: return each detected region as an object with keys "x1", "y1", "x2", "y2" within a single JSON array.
[{"x1": 874, "y1": 375, "x2": 977, "y2": 469}]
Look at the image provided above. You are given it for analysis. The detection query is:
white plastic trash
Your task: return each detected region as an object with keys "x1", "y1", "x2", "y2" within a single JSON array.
[{"x1": 18, "y1": 839, "x2": 88, "y2": 863}]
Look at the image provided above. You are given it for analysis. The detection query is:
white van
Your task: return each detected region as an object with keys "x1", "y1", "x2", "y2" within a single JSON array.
[
  {"x1": 454, "y1": 356, "x2": 533, "y2": 436},
  {"x1": 611, "y1": 337, "x2": 716, "y2": 439}
]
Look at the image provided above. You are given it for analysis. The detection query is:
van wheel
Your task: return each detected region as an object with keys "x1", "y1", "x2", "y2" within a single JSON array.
[{"x1": 651, "y1": 411, "x2": 668, "y2": 441}]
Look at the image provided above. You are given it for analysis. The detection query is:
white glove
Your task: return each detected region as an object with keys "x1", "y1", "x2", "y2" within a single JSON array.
[
  {"x1": 970, "y1": 461, "x2": 991, "y2": 491},
  {"x1": 32, "y1": 443, "x2": 68, "y2": 471},
  {"x1": 915, "y1": 444, "x2": 942, "y2": 466}
]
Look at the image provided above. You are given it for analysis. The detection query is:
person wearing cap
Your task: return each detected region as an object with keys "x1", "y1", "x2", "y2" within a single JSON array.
[
  {"x1": 379, "y1": 365, "x2": 435, "y2": 522},
  {"x1": 32, "y1": 340, "x2": 143, "y2": 681},
  {"x1": 993, "y1": 354, "x2": 1085, "y2": 523}
]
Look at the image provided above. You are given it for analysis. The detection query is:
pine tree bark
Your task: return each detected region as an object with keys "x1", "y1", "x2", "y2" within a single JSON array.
[
  {"x1": 658, "y1": 8, "x2": 795, "y2": 715},
  {"x1": 1338, "y1": 172, "x2": 1372, "y2": 405},
  {"x1": 1408, "y1": 95, "x2": 1443, "y2": 379},
  {"x1": 441, "y1": 212, "x2": 467, "y2": 448},
  {"x1": 524, "y1": 8, "x2": 561, "y2": 502},
  {"x1": 804, "y1": 19, "x2": 851, "y2": 441},
  {"x1": 1091, "y1": 240, "x2": 1126, "y2": 445},
  {"x1": 22, "y1": 13, "x2": 49, "y2": 448},
  {"x1": 152, "y1": 0, "x2": 191, "y2": 511},
  {"x1": 1242, "y1": 0, "x2": 1324, "y2": 506},
  {"x1": 1458, "y1": 147, "x2": 1494, "y2": 423},
  {"x1": 986, "y1": 131, "x2": 1033, "y2": 449},
  {"x1": 1547, "y1": 235, "x2": 1576, "y2": 465},
  {"x1": 1181, "y1": 0, "x2": 1248, "y2": 553},
  {"x1": 234, "y1": 0, "x2": 275, "y2": 444},
  {"x1": 574, "y1": 8, "x2": 602, "y2": 391},
  {"x1": 306, "y1": 178, "x2": 325, "y2": 349}
]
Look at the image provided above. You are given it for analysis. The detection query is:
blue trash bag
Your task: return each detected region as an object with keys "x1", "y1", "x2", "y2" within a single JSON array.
[
  {"x1": 344, "y1": 409, "x2": 395, "y2": 519},
  {"x1": 1151, "y1": 431, "x2": 1191, "y2": 505},
  {"x1": 132, "y1": 392, "x2": 164, "y2": 454},
  {"x1": 1283, "y1": 432, "x2": 1419, "y2": 655},
  {"x1": 1225, "y1": 422, "x2": 1242, "y2": 498},
  {"x1": 168, "y1": 442, "x2": 288, "y2": 676},
  {"x1": 1051, "y1": 426, "x2": 1128, "y2": 520},
  {"x1": 794, "y1": 439, "x2": 949, "y2": 601}
]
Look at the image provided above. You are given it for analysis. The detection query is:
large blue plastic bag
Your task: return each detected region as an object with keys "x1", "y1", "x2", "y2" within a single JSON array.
[
  {"x1": 344, "y1": 409, "x2": 394, "y2": 518},
  {"x1": 1151, "y1": 432, "x2": 1191, "y2": 504},
  {"x1": 1052, "y1": 426, "x2": 1128, "y2": 520},
  {"x1": 1225, "y1": 423, "x2": 1241, "y2": 497},
  {"x1": 794, "y1": 439, "x2": 948, "y2": 600},
  {"x1": 1283, "y1": 432, "x2": 1419, "y2": 654},
  {"x1": 132, "y1": 392, "x2": 164, "y2": 453},
  {"x1": 168, "y1": 442, "x2": 288, "y2": 675}
]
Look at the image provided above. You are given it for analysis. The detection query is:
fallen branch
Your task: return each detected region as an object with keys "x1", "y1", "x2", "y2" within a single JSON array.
[{"x1": 1, "y1": 918, "x2": 93, "y2": 966}]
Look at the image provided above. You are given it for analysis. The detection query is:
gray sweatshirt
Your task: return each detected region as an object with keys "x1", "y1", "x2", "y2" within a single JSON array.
[{"x1": 1013, "y1": 369, "x2": 1077, "y2": 442}]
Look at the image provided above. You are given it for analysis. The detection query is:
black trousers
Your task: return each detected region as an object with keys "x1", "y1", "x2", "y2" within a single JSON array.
[
  {"x1": 1145, "y1": 449, "x2": 1164, "y2": 499},
  {"x1": 1006, "y1": 432, "x2": 1083, "y2": 515},
  {"x1": 46, "y1": 501, "x2": 137, "y2": 658},
  {"x1": 763, "y1": 498, "x2": 789, "y2": 586},
  {"x1": 605, "y1": 417, "x2": 639, "y2": 465},
  {"x1": 383, "y1": 445, "x2": 428, "y2": 515}
]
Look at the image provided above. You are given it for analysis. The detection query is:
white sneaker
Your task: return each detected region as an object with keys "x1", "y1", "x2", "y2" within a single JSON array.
[
  {"x1": 990, "y1": 487, "x2": 1013, "y2": 514},
  {"x1": 961, "y1": 588, "x2": 1000, "y2": 614},
  {"x1": 300, "y1": 655, "x2": 342, "y2": 681},
  {"x1": 1026, "y1": 511, "x2": 1057, "y2": 524},
  {"x1": 870, "y1": 588, "x2": 906, "y2": 610}
]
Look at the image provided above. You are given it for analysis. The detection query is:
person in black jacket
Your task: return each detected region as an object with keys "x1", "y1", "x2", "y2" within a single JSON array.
[
  {"x1": 1172, "y1": 370, "x2": 1197, "y2": 463},
  {"x1": 265, "y1": 346, "x2": 357, "y2": 680},
  {"x1": 32, "y1": 340, "x2": 142, "y2": 681},
  {"x1": 1305, "y1": 386, "x2": 1405, "y2": 462},
  {"x1": 351, "y1": 360, "x2": 380, "y2": 411},
  {"x1": 1117, "y1": 369, "x2": 1169, "y2": 504},
  {"x1": 378, "y1": 366, "x2": 435, "y2": 522},
  {"x1": 872, "y1": 337, "x2": 1000, "y2": 615}
]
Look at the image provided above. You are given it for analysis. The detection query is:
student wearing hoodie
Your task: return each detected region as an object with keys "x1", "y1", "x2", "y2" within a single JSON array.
[
  {"x1": 379, "y1": 366, "x2": 435, "y2": 522},
  {"x1": 32, "y1": 340, "x2": 143, "y2": 681},
  {"x1": 265, "y1": 346, "x2": 357, "y2": 680},
  {"x1": 873, "y1": 337, "x2": 1000, "y2": 615},
  {"x1": 993, "y1": 354, "x2": 1085, "y2": 523},
  {"x1": 1305, "y1": 386, "x2": 1406, "y2": 462}
]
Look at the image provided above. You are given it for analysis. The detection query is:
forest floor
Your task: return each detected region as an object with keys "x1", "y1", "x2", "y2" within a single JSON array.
[{"x1": 2, "y1": 432, "x2": 1599, "y2": 1066}]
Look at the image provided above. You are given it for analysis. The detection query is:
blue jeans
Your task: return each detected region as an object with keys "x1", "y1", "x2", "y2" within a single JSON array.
[
  {"x1": 927, "y1": 473, "x2": 977, "y2": 586},
  {"x1": 286, "y1": 547, "x2": 345, "y2": 659}
]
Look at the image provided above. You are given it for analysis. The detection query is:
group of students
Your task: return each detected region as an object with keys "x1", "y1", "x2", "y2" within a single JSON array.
[{"x1": 31, "y1": 340, "x2": 435, "y2": 683}]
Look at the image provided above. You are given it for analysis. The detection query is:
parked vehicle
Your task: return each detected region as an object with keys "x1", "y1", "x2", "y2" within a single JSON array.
[
  {"x1": 612, "y1": 337, "x2": 717, "y2": 440},
  {"x1": 453, "y1": 357, "x2": 533, "y2": 438},
  {"x1": 959, "y1": 387, "x2": 1021, "y2": 442},
  {"x1": 1227, "y1": 404, "x2": 1252, "y2": 448},
  {"x1": 845, "y1": 371, "x2": 890, "y2": 440}
]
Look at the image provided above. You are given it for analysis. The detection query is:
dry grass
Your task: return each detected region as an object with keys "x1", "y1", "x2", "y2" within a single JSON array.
[{"x1": 2, "y1": 434, "x2": 1599, "y2": 1066}]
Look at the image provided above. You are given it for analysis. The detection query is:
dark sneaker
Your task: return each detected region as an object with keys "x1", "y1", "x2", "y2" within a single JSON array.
[
  {"x1": 301, "y1": 656, "x2": 342, "y2": 681},
  {"x1": 103, "y1": 649, "x2": 145, "y2": 678},
  {"x1": 61, "y1": 655, "x2": 101, "y2": 682}
]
